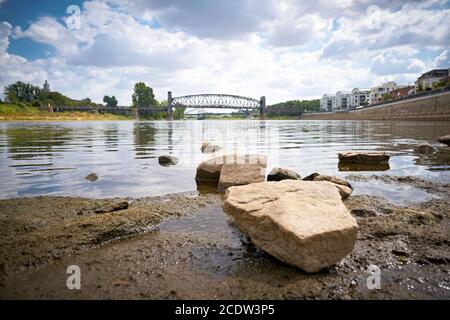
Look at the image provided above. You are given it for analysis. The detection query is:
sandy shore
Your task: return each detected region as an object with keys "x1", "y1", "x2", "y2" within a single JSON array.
[{"x1": 0, "y1": 175, "x2": 449, "y2": 299}]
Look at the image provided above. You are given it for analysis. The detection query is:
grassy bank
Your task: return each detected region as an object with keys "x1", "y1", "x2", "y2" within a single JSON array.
[{"x1": 0, "y1": 104, "x2": 130, "y2": 121}]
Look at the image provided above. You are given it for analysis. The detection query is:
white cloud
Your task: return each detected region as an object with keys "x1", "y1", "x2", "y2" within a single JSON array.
[{"x1": 0, "y1": 0, "x2": 449, "y2": 105}]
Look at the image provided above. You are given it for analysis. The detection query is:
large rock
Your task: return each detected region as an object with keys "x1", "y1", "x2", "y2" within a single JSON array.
[
  {"x1": 201, "y1": 142, "x2": 222, "y2": 154},
  {"x1": 159, "y1": 155, "x2": 179, "y2": 166},
  {"x1": 267, "y1": 167, "x2": 301, "y2": 181},
  {"x1": 302, "y1": 173, "x2": 353, "y2": 199},
  {"x1": 218, "y1": 164, "x2": 265, "y2": 191},
  {"x1": 437, "y1": 135, "x2": 450, "y2": 146},
  {"x1": 338, "y1": 151, "x2": 390, "y2": 164},
  {"x1": 224, "y1": 180, "x2": 358, "y2": 273},
  {"x1": 413, "y1": 143, "x2": 437, "y2": 154},
  {"x1": 195, "y1": 154, "x2": 267, "y2": 182}
]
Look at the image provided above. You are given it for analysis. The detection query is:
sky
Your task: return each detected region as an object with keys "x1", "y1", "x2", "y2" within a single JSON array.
[{"x1": 0, "y1": 0, "x2": 449, "y2": 105}]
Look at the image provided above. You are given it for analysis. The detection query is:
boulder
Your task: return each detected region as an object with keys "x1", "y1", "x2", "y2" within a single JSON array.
[
  {"x1": 338, "y1": 151, "x2": 390, "y2": 164},
  {"x1": 302, "y1": 173, "x2": 353, "y2": 199},
  {"x1": 413, "y1": 143, "x2": 437, "y2": 154},
  {"x1": 201, "y1": 142, "x2": 222, "y2": 154},
  {"x1": 195, "y1": 154, "x2": 267, "y2": 182},
  {"x1": 218, "y1": 164, "x2": 266, "y2": 191},
  {"x1": 85, "y1": 173, "x2": 98, "y2": 182},
  {"x1": 224, "y1": 180, "x2": 358, "y2": 273},
  {"x1": 267, "y1": 167, "x2": 301, "y2": 181},
  {"x1": 437, "y1": 135, "x2": 450, "y2": 146},
  {"x1": 159, "y1": 155, "x2": 179, "y2": 166}
]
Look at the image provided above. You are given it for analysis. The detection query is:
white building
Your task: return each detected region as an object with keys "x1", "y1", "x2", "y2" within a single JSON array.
[
  {"x1": 369, "y1": 82, "x2": 408, "y2": 105},
  {"x1": 334, "y1": 91, "x2": 352, "y2": 111},
  {"x1": 350, "y1": 88, "x2": 370, "y2": 109},
  {"x1": 320, "y1": 94, "x2": 334, "y2": 112},
  {"x1": 415, "y1": 69, "x2": 450, "y2": 90}
]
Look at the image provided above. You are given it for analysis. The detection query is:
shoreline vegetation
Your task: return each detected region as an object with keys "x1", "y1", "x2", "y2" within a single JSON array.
[
  {"x1": 0, "y1": 103, "x2": 129, "y2": 121},
  {"x1": 0, "y1": 174, "x2": 449, "y2": 299}
]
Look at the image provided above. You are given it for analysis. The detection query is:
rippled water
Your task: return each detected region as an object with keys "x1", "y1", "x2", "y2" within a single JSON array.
[{"x1": 0, "y1": 120, "x2": 449, "y2": 199}]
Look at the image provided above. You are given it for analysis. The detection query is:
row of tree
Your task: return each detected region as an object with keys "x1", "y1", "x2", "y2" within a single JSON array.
[
  {"x1": 1, "y1": 81, "x2": 185, "y2": 119},
  {"x1": 3, "y1": 81, "x2": 99, "y2": 108},
  {"x1": 268, "y1": 99, "x2": 320, "y2": 117}
]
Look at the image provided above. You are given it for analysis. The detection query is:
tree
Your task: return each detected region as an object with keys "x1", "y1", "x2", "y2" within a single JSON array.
[
  {"x1": 4, "y1": 81, "x2": 42, "y2": 104},
  {"x1": 382, "y1": 93, "x2": 392, "y2": 101},
  {"x1": 103, "y1": 95, "x2": 118, "y2": 107},
  {"x1": 132, "y1": 82, "x2": 156, "y2": 108},
  {"x1": 173, "y1": 107, "x2": 185, "y2": 120}
]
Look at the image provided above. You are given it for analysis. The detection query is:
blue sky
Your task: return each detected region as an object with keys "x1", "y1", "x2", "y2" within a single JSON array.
[{"x1": 0, "y1": 0, "x2": 449, "y2": 105}]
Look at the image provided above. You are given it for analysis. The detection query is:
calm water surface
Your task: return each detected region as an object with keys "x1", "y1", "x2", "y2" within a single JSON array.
[{"x1": 0, "y1": 120, "x2": 449, "y2": 199}]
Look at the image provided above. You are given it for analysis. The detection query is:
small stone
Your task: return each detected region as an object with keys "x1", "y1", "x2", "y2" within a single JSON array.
[
  {"x1": 338, "y1": 152, "x2": 390, "y2": 164},
  {"x1": 413, "y1": 143, "x2": 437, "y2": 154},
  {"x1": 267, "y1": 167, "x2": 301, "y2": 181},
  {"x1": 158, "y1": 155, "x2": 179, "y2": 166},
  {"x1": 94, "y1": 200, "x2": 129, "y2": 214},
  {"x1": 437, "y1": 135, "x2": 450, "y2": 146},
  {"x1": 85, "y1": 173, "x2": 98, "y2": 182}
]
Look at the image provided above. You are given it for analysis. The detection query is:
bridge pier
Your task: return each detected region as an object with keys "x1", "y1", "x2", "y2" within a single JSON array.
[
  {"x1": 167, "y1": 91, "x2": 173, "y2": 121},
  {"x1": 259, "y1": 96, "x2": 267, "y2": 120}
]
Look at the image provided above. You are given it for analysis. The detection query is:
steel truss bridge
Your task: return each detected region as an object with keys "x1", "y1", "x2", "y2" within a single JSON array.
[
  {"x1": 171, "y1": 94, "x2": 260, "y2": 109},
  {"x1": 167, "y1": 92, "x2": 267, "y2": 119}
]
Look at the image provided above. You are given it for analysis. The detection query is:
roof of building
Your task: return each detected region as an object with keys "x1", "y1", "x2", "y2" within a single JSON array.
[{"x1": 417, "y1": 69, "x2": 449, "y2": 80}]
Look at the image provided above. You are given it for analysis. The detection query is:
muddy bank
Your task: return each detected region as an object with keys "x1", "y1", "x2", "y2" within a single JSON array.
[{"x1": 0, "y1": 176, "x2": 449, "y2": 299}]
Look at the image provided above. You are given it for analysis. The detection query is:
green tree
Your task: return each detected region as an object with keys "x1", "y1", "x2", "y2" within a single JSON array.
[
  {"x1": 382, "y1": 93, "x2": 392, "y2": 101},
  {"x1": 4, "y1": 81, "x2": 42, "y2": 104},
  {"x1": 103, "y1": 95, "x2": 118, "y2": 107},
  {"x1": 173, "y1": 107, "x2": 185, "y2": 120},
  {"x1": 132, "y1": 82, "x2": 156, "y2": 108}
]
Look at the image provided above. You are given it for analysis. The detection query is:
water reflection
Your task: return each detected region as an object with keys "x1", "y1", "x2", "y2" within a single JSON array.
[
  {"x1": 134, "y1": 123, "x2": 156, "y2": 159},
  {"x1": 0, "y1": 120, "x2": 449, "y2": 199},
  {"x1": 338, "y1": 162, "x2": 391, "y2": 172}
]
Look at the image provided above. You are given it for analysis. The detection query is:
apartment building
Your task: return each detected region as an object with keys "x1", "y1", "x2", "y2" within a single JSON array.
[{"x1": 320, "y1": 94, "x2": 334, "y2": 112}]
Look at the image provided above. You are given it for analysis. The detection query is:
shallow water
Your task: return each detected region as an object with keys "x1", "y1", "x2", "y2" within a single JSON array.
[{"x1": 0, "y1": 120, "x2": 449, "y2": 199}]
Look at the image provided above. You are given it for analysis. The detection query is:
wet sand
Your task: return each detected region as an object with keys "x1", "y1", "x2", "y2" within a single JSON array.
[{"x1": 0, "y1": 175, "x2": 449, "y2": 299}]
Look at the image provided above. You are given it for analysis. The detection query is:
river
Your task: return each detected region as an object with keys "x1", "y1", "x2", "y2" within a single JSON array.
[{"x1": 0, "y1": 120, "x2": 449, "y2": 199}]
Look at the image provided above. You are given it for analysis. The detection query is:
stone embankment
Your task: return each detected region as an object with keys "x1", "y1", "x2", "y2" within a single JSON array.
[{"x1": 301, "y1": 91, "x2": 450, "y2": 121}]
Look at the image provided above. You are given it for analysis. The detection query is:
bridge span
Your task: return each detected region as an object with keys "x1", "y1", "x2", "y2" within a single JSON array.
[{"x1": 52, "y1": 92, "x2": 267, "y2": 120}]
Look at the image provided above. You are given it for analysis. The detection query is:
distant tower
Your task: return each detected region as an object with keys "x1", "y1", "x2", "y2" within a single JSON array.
[{"x1": 43, "y1": 80, "x2": 50, "y2": 92}]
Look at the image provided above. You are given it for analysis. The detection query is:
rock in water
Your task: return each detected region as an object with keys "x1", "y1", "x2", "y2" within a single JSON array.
[
  {"x1": 94, "y1": 200, "x2": 129, "y2": 214},
  {"x1": 224, "y1": 180, "x2": 358, "y2": 273},
  {"x1": 302, "y1": 173, "x2": 353, "y2": 199},
  {"x1": 85, "y1": 173, "x2": 98, "y2": 182},
  {"x1": 413, "y1": 143, "x2": 437, "y2": 154},
  {"x1": 437, "y1": 135, "x2": 450, "y2": 146},
  {"x1": 267, "y1": 167, "x2": 301, "y2": 181},
  {"x1": 338, "y1": 152, "x2": 390, "y2": 164},
  {"x1": 201, "y1": 142, "x2": 222, "y2": 154},
  {"x1": 218, "y1": 164, "x2": 266, "y2": 191},
  {"x1": 195, "y1": 154, "x2": 267, "y2": 182},
  {"x1": 159, "y1": 155, "x2": 179, "y2": 166}
]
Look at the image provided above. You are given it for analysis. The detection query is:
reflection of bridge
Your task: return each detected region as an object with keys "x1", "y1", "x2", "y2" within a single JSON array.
[{"x1": 167, "y1": 92, "x2": 267, "y2": 120}]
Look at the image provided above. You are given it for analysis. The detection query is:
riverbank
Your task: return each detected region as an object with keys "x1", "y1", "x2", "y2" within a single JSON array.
[
  {"x1": 0, "y1": 175, "x2": 449, "y2": 299},
  {"x1": 0, "y1": 104, "x2": 129, "y2": 121},
  {"x1": 301, "y1": 91, "x2": 450, "y2": 121}
]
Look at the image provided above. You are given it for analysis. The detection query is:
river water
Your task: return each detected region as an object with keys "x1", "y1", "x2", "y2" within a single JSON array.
[{"x1": 0, "y1": 120, "x2": 449, "y2": 199}]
